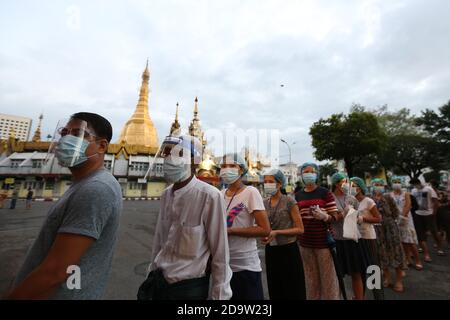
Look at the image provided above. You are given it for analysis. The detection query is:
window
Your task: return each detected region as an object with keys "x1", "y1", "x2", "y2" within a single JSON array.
[
  {"x1": 32, "y1": 160, "x2": 43, "y2": 169},
  {"x1": 10, "y1": 160, "x2": 21, "y2": 168},
  {"x1": 45, "y1": 180, "x2": 54, "y2": 190},
  {"x1": 130, "y1": 162, "x2": 149, "y2": 171},
  {"x1": 128, "y1": 181, "x2": 140, "y2": 190}
]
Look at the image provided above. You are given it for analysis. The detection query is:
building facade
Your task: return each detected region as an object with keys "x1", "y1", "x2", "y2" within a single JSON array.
[{"x1": 0, "y1": 113, "x2": 32, "y2": 141}]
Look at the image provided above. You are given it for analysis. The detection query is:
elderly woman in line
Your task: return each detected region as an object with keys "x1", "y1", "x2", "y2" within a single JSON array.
[
  {"x1": 389, "y1": 176, "x2": 422, "y2": 270},
  {"x1": 262, "y1": 169, "x2": 305, "y2": 300},
  {"x1": 371, "y1": 178, "x2": 406, "y2": 293}
]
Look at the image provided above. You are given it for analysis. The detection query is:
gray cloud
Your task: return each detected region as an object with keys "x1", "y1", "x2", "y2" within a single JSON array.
[{"x1": 1, "y1": 0, "x2": 449, "y2": 165}]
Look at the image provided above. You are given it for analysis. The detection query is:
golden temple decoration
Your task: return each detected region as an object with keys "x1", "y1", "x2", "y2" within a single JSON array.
[
  {"x1": 188, "y1": 97, "x2": 206, "y2": 153},
  {"x1": 32, "y1": 114, "x2": 43, "y2": 142},
  {"x1": 169, "y1": 102, "x2": 181, "y2": 135},
  {"x1": 118, "y1": 60, "x2": 159, "y2": 150}
]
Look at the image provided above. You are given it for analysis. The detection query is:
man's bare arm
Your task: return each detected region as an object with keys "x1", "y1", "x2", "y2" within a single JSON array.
[{"x1": 6, "y1": 233, "x2": 95, "y2": 300}]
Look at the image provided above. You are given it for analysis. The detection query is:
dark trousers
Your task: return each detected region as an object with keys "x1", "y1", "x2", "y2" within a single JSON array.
[
  {"x1": 412, "y1": 212, "x2": 439, "y2": 242},
  {"x1": 230, "y1": 270, "x2": 264, "y2": 300},
  {"x1": 137, "y1": 269, "x2": 209, "y2": 300},
  {"x1": 265, "y1": 241, "x2": 306, "y2": 300},
  {"x1": 9, "y1": 199, "x2": 17, "y2": 209},
  {"x1": 437, "y1": 206, "x2": 450, "y2": 244},
  {"x1": 360, "y1": 238, "x2": 385, "y2": 300}
]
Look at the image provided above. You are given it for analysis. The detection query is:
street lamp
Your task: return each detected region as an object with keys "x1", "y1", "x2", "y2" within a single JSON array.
[{"x1": 280, "y1": 139, "x2": 296, "y2": 164}]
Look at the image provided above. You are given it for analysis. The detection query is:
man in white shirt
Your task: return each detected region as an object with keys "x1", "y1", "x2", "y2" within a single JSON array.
[
  {"x1": 410, "y1": 178, "x2": 445, "y2": 261},
  {"x1": 138, "y1": 134, "x2": 232, "y2": 300}
]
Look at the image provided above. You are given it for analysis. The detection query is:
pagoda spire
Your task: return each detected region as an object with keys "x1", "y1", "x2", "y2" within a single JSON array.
[
  {"x1": 32, "y1": 114, "x2": 43, "y2": 142},
  {"x1": 118, "y1": 60, "x2": 159, "y2": 149},
  {"x1": 169, "y1": 102, "x2": 181, "y2": 135},
  {"x1": 193, "y1": 96, "x2": 199, "y2": 119}
]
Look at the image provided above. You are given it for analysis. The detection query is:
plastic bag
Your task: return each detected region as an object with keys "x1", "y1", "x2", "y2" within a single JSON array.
[{"x1": 343, "y1": 206, "x2": 361, "y2": 242}]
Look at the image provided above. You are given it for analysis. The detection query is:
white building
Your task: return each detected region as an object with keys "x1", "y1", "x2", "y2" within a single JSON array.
[
  {"x1": 0, "y1": 114, "x2": 32, "y2": 141},
  {"x1": 279, "y1": 162, "x2": 299, "y2": 191}
]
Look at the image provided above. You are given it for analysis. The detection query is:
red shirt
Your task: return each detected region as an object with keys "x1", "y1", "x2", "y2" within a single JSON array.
[{"x1": 295, "y1": 186, "x2": 338, "y2": 249}]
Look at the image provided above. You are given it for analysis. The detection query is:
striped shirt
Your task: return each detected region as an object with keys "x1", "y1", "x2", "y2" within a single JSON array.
[{"x1": 295, "y1": 186, "x2": 338, "y2": 249}]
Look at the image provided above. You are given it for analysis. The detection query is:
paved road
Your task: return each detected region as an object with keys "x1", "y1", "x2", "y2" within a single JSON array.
[{"x1": 1, "y1": 200, "x2": 449, "y2": 300}]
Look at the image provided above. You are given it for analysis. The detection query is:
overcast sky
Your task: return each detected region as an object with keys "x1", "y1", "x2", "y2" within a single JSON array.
[{"x1": 1, "y1": 0, "x2": 449, "y2": 165}]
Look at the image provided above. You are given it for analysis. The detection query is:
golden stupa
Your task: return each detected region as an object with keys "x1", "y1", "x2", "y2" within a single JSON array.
[
  {"x1": 32, "y1": 114, "x2": 43, "y2": 142},
  {"x1": 118, "y1": 61, "x2": 159, "y2": 149}
]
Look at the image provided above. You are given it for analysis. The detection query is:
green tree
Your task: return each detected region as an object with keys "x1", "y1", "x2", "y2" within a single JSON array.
[
  {"x1": 310, "y1": 110, "x2": 387, "y2": 177},
  {"x1": 416, "y1": 100, "x2": 450, "y2": 168},
  {"x1": 318, "y1": 162, "x2": 337, "y2": 187},
  {"x1": 381, "y1": 135, "x2": 442, "y2": 179},
  {"x1": 373, "y1": 106, "x2": 423, "y2": 136},
  {"x1": 416, "y1": 100, "x2": 450, "y2": 144}
]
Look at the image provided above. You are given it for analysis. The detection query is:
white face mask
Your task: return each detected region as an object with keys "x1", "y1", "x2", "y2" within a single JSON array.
[
  {"x1": 163, "y1": 157, "x2": 191, "y2": 184},
  {"x1": 220, "y1": 168, "x2": 240, "y2": 185},
  {"x1": 392, "y1": 183, "x2": 402, "y2": 190},
  {"x1": 350, "y1": 187, "x2": 359, "y2": 196},
  {"x1": 341, "y1": 183, "x2": 350, "y2": 194},
  {"x1": 264, "y1": 183, "x2": 278, "y2": 196}
]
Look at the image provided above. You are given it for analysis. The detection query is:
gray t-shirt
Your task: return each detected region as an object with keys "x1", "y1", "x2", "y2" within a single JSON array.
[
  {"x1": 331, "y1": 194, "x2": 359, "y2": 240},
  {"x1": 13, "y1": 169, "x2": 122, "y2": 299},
  {"x1": 263, "y1": 195, "x2": 297, "y2": 246}
]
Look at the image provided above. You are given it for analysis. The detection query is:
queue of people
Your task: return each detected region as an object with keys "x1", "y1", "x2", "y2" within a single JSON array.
[{"x1": 3, "y1": 112, "x2": 448, "y2": 300}]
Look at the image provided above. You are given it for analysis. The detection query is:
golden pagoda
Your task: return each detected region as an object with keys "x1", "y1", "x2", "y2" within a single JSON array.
[
  {"x1": 118, "y1": 60, "x2": 159, "y2": 149},
  {"x1": 169, "y1": 103, "x2": 181, "y2": 136},
  {"x1": 188, "y1": 97, "x2": 206, "y2": 154},
  {"x1": 32, "y1": 114, "x2": 43, "y2": 142}
]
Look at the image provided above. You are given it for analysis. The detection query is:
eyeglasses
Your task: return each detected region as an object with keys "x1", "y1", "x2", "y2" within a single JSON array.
[
  {"x1": 57, "y1": 127, "x2": 97, "y2": 139},
  {"x1": 161, "y1": 145, "x2": 184, "y2": 158}
]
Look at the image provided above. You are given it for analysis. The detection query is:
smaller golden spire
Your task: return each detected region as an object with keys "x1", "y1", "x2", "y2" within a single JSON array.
[
  {"x1": 32, "y1": 114, "x2": 43, "y2": 142},
  {"x1": 169, "y1": 102, "x2": 181, "y2": 135},
  {"x1": 143, "y1": 58, "x2": 149, "y2": 79},
  {"x1": 193, "y1": 96, "x2": 199, "y2": 119}
]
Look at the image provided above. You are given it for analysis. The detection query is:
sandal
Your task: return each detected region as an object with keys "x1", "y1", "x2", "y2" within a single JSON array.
[
  {"x1": 424, "y1": 256, "x2": 432, "y2": 263},
  {"x1": 437, "y1": 250, "x2": 446, "y2": 256},
  {"x1": 415, "y1": 264, "x2": 424, "y2": 271}
]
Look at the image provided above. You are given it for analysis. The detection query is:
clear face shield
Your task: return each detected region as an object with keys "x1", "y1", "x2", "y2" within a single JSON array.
[
  {"x1": 46, "y1": 118, "x2": 96, "y2": 168},
  {"x1": 143, "y1": 134, "x2": 202, "y2": 183},
  {"x1": 336, "y1": 160, "x2": 350, "y2": 196}
]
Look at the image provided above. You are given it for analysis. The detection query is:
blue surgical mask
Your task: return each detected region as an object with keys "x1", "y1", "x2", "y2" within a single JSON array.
[
  {"x1": 392, "y1": 183, "x2": 402, "y2": 191},
  {"x1": 163, "y1": 157, "x2": 191, "y2": 184},
  {"x1": 342, "y1": 183, "x2": 350, "y2": 194},
  {"x1": 373, "y1": 186, "x2": 385, "y2": 194},
  {"x1": 220, "y1": 168, "x2": 240, "y2": 185},
  {"x1": 55, "y1": 135, "x2": 90, "y2": 168},
  {"x1": 302, "y1": 173, "x2": 317, "y2": 185},
  {"x1": 264, "y1": 183, "x2": 278, "y2": 196}
]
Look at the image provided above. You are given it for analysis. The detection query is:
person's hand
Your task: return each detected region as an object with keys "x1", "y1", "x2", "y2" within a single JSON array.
[
  {"x1": 398, "y1": 215, "x2": 408, "y2": 226},
  {"x1": 312, "y1": 207, "x2": 329, "y2": 221},
  {"x1": 343, "y1": 204, "x2": 354, "y2": 215},
  {"x1": 357, "y1": 215, "x2": 364, "y2": 224},
  {"x1": 262, "y1": 230, "x2": 277, "y2": 245}
]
